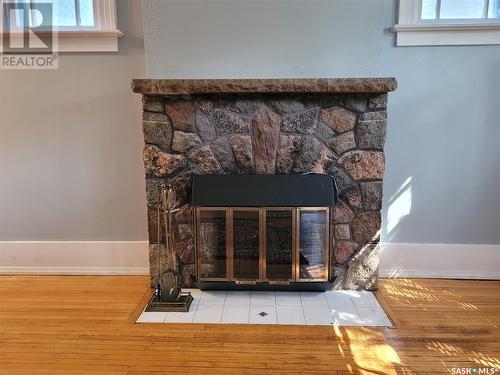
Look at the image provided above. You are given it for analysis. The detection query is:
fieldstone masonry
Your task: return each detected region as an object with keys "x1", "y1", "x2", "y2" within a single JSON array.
[{"x1": 132, "y1": 78, "x2": 396, "y2": 290}]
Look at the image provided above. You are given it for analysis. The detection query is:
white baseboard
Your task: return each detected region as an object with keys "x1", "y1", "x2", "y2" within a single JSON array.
[
  {"x1": 0, "y1": 241, "x2": 149, "y2": 275},
  {"x1": 379, "y1": 243, "x2": 500, "y2": 280},
  {"x1": 1, "y1": 241, "x2": 499, "y2": 279}
]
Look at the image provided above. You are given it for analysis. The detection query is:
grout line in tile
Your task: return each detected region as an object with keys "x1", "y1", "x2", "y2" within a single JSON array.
[
  {"x1": 220, "y1": 300, "x2": 224, "y2": 323},
  {"x1": 192, "y1": 300, "x2": 200, "y2": 318},
  {"x1": 299, "y1": 292, "x2": 308, "y2": 325},
  {"x1": 351, "y1": 297, "x2": 361, "y2": 318},
  {"x1": 248, "y1": 297, "x2": 251, "y2": 324},
  {"x1": 299, "y1": 292, "x2": 306, "y2": 325},
  {"x1": 349, "y1": 294, "x2": 364, "y2": 321},
  {"x1": 350, "y1": 292, "x2": 391, "y2": 326},
  {"x1": 300, "y1": 304, "x2": 307, "y2": 325}
]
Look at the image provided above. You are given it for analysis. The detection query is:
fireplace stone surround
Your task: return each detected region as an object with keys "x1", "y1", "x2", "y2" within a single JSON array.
[{"x1": 132, "y1": 78, "x2": 397, "y2": 291}]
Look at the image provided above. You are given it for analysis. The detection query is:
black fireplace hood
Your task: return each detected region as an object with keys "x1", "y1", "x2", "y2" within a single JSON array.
[{"x1": 191, "y1": 174, "x2": 336, "y2": 207}]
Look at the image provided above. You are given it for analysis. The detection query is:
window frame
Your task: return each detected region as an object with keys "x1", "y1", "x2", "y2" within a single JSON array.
[
  {"x1": 393, "y1": 0, "x2": 500, "y2": 46},
  {"x1": 1, "y1": 0, "x2": 122, "y2": 52}
]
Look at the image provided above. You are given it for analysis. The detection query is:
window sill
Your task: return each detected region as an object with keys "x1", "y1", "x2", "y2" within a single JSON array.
[
  {"x1": 1, "y1": 30, "x2": 124, "y2": 52},
  {"x1": 392, "y1": 22, "x2": 500, "y2": 46},
  {"x1": 57, "y1": 30, "x2": 123, "y2": 52}
]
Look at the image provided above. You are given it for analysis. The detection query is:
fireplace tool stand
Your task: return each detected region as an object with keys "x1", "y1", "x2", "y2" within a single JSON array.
[{"x1": 145, "y1": 182, "x2": 193, "y2": 312}]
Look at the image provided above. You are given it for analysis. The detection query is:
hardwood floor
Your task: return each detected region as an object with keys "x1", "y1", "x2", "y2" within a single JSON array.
[{"x1": 0, "y1": 276, "x2": 499, "y2": 374}]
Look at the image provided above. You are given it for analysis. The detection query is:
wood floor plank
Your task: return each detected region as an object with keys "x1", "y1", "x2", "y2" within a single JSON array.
[{"x1": 0, "y1": 276, "x2": 499, "y2": 374}]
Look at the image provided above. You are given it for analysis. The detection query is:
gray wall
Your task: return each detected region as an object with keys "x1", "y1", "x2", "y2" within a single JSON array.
[
  {"x1": 143, "y1": 0, "x2": 500, "y2": 245},
  {"x1": 143, "y1": 0, "x2": 384, "y2": 78},
  {"x1": 0, "y1": 0, "x2": 148, "y2": 240},
  {"x1": 2, "y1": 0, "x2": 498, "y2": 246},
  {"x1": 381, "y1": 0, "x2": 500, "y2": 244}
]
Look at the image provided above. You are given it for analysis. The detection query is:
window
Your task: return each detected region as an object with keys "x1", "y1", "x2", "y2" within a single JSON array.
[
  {"x1": 393, "y1": 0, "x2": 500, "y2": 46},
  {"x1": 33, "y1": 0, "x2": 96, "y2": 28},
  {"x1": 1, "y1": 0, "x2": 122, "y2": 52},
  {"x1": 421, "y1": 0, "x2": 499, "y2": 20}
]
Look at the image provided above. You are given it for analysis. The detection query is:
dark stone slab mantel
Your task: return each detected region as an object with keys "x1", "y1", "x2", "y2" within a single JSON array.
[{"x1": 132, "y1": 78, "x2": 397, "y2": 96}]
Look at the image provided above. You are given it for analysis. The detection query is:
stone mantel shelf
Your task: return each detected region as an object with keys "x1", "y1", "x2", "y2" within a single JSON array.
[{"x1": 132, "y1": 78, "x2": 397, "y2": 96}]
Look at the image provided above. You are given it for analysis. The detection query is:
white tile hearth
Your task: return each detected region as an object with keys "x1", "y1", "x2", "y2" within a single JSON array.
[
  {"x1": 164, "y1": 300, "x2": 199, "y2": 323},
  {"x1": 222, "y1": 305, "x2": 250, "y2": 323},
  {"x1": 303, "y1": 305, "x2": 335, "y2": 325},
  {"x1": 357, "y1": 307, "x2": 393, "y2": 326},
  {"x1": 136, "y1": 289, "x2": 393, "y2": 327},
  {"x1": 348, "y1": 290, "x2": 381, "y2": 308},
  {"x1": 199, "y1": 290, "x2": 226, "y2": 304},
  {"x1": 331, "y1": 306, "x2": 363, "y2": 326},
  {"x1": 276, "y1": 305, "x2": 306, "y2": 325},
  {"x1": 193, "y1": 303, "x2": 224, "y2": 323},
  {"x1": 300, "y1": 291, "x2": 328, "y2": 306},
  {"x1": 226, "y1": 290, "x2": 250, "y2": 305},
  {"x1": 136, "y1": 311, "x2": 168, "y2": 323},
  {"x1": 250, "y1": 291, "x2": 276, "y2": 305},
  {"x1": 275, "y1": 291, "x2": 302, "y2": 306},
  {"x1": 325, "y1": 290, "x2": 356, "y2": 308}
]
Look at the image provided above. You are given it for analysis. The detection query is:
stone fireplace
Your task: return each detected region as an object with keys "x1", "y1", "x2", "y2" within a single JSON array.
[{"x1": 132, "y1": 78, "x2": 397, "y2": 290}]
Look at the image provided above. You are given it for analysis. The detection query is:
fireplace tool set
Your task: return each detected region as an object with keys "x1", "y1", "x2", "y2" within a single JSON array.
[{"x1": 144, "y1": 182, "x2": 193, "y2": 312}]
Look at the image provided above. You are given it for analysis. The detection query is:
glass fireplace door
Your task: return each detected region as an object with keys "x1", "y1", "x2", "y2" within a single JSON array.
[
  {"x1": 196, "y1": 207, "x2": 330, "y2": 283},
  {"x1": 297, "y1": 208, "x2": 329, "y2": 281},
  {"x1": 264, "y1": 209, "x2": 294, "y2": 282},
  {"x1": 197, "y1": 209, "x2": 228, "y2": 280},
  {"x1": 232, "y1": 209, "x2": 260, "y2": 281}
]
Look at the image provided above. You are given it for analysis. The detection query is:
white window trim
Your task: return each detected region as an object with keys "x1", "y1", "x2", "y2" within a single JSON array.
[
  {"x1": 393, "y1": 0, "x2": 500, "y2": 46},
  {"x1": 55, "y1": 29, "x2": 123, "y2": 53},
  {"x1": 1, "y1": 0, "x2": 123, "y2": 52}
]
